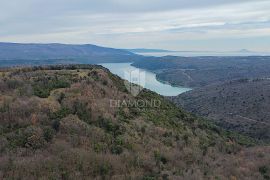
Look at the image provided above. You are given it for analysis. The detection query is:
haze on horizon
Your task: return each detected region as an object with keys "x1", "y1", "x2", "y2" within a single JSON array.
[{"x1": 0, "y1": 0, "x2": 269, "y2": 52}]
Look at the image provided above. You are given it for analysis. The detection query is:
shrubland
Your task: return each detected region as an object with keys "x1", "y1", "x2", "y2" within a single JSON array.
[{"x1": 0, "y1": 65, "x2": 269, "y2": 179}]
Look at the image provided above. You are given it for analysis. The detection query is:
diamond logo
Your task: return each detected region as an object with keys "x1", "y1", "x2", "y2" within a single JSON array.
[{"x1": 124, "y1": 69, "x2": 145, "y2": 96}]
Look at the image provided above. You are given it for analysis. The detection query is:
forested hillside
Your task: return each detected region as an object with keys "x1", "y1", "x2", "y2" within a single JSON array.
[
  {"x1": 0, "y1": 65, "x2": 269, "y2": 179},
  {"x1": 0, "y1": 43, "x2": 141, "y2": 66},
  {"x1": 132, "y1": 56, "x2": 270, "y2": 88},
  {"x1": 170, "y1": 79, "x2": 270, "y2": 143}
]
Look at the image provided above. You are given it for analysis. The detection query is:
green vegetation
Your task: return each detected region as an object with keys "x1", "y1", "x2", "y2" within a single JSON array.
[
  {"x1": 171, "y1": 78, "x2": 270, "y2": 144},
  {"x1": 72, "y1": 100, "x2": 92, "y2": 124},
  {"x1": 0, "y1": 65, "x2": 269, "y2": 179},
  {"x1": 33, "y1": 78, "x2": 70, "y2": 98},
  {"x1": 50, "y1": 107, "x2": 72, "y2": 119}
]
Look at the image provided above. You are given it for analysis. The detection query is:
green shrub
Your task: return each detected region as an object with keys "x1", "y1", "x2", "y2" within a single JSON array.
[
  {"x1": 259, "y1": 166, "x2": 268, "y2": 174},
  {"x1": 259, "y1": 166, "x2": 270, "y2": 180},
  {"x1": 43, "y1": 127, "x2": 55, "y2": 142},
  {"x1": 50, "y1": 107, "x2": 72, "y2": 120},
  {"x1": 7, "y1": 126, "x2": 46, "y2": 149},
  {"x1": 72, "y1": 101, "x2": 92, "y2": 124},
  {"x1": 108, "y1": 73, "x2": 127, "y2": 92},
  {"x1": 6, "y1": 129, "x2": 27, "y2": 148},
  {"x1": 33, "y1": 86, "x2": 50, "y2": 98},
  {"x1": 142, "y1": 175, "x2": 156, "y2": 180},
  {"x1": 52, "y1": 79, "x2": 70, "y2": 89},
  {"x1": 96, "y1": 117, "x2": 125, "y2": 137},
  {"x1": 57, "y1": 92, "x2": 66, "y2": 104},
  {"x1": 23, "y1": 126, "x2": 46, "y2": 149},
  {"x1": 110, "y1": 145, "x2": 123, "y2": 154},
  {"x1": 93, "y1": 143, "x2": 106, "y2": 153},
  {"x1": 33, "y1": 79, "x2": 70, "y2": 98},
  {"x1": 96, "y1": 163, "x2": 111, "y2": 177},
  {"x1": 154, "y1": 151, "x2": 167, "y2": 164},
  {"x1": 89, "y1": 71, "x2": 99, "y2": 81}
]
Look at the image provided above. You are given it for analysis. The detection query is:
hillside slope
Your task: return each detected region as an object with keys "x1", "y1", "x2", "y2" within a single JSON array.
[
  {"x1": 0, "y1": 43, "x2": 141, "y2": 66},
  {"x1": 0, "y1": 65, "x2": 269, "y2": 179},
  {"x1": 170, "y1": 79, "x2": 270, "y2": 143},
  {"x1": 132, "y1": 56, "x2": 270, "y2": 88}
]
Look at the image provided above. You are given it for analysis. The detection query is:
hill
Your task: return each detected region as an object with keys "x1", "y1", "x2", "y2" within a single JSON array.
[
  {"x1": 0, "y1": 42, "x2": 141, "y2": 66},
  {"x1": 126, "y1": 49, "x2": 174, "y2": 53},
  {"x1": 132, "y1": 56, "x2": 270, "y2": 88},
  {"x1": 0, "y1": 65, "x2": 269, "y2": 179},
  {"x1": 169, "y1": 79, "x2": 270, "y2": 143}
]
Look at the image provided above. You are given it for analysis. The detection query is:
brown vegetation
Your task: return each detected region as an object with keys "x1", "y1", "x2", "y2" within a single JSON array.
[
  {"x1": 170, "y1": 79, "x2": 270, "y2": 143},
  {"x1": 0, "y1": 65, "x2": 269, "y2": 179}
]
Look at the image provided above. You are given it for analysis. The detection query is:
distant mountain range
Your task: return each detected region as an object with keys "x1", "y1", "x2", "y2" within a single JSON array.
[
  {"x1": 0, "y1": 42, "x2": 142, "y2": 66},
  {"x1": 127, "y1": 48, "x2": 270, "y2": 56},
  {"x1": 126, "y1": 48, "x2": 175, "y2": 53},
  {"x1": 0, "y1": 43, "x2": 269, "y2": 67},
  {"x1": 237, "y1": 49, "x2": 253, "y2": 53}
]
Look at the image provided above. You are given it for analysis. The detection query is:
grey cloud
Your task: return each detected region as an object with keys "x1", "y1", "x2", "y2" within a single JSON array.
[
  {"x1": 0, "y1": 0, "x2": 269, "y2": 51},
  {"x1": 0, "y1": 0, "x2": 258, "y2": 18}
]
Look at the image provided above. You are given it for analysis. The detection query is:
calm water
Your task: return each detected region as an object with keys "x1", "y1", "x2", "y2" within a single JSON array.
[{"x1": 100, "y1": 63, "x2": 191, "y2": 96}]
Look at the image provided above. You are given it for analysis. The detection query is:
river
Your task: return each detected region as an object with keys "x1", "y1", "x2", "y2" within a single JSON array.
[{"x1": 100, "y1": 63, "x2": 191, "y2": 96}]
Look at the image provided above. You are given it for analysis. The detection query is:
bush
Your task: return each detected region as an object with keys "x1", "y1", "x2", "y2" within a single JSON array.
[
  {"x1": 110, "y1": 145, "x2": 123, "y2": 155},
  {"x1": 102, "y1": 80, "x2": 108, "y2": 86},
  {"x1": 7, "y1": 126, "x2": 46, "y2": 149},
  {"x1": 96, "y1": 163, "x2": 111, "y2": 177},
  {"x1": 59, "y1": 115, "x2": 90, "y2": 136},
  {"x1": 259, "y1": 166, "x2": 270, "y2": 180},
  {"x1": 33, "y1": 79, "x2": 70, "y2": 98},
  {"x1": 154, "y1": 151, "x2": 167, "y2": 164},
  {"x1": 96, "y1": 117, "x2": 125, "y2": 137},
  {"x1": 72, "y1": 101, "x2": 92, "y2": 124},
  {"x1": 24, "y1": 126, "x2": 46, "y2": 149},
  {"x1": 6, "y1": 79, "x2": 22, "y2": 89},
  {"x1": 52, "y1": 119, "x2": 60, "y2": 132},
  {"x1": 52, "y1": 80, "x2": 70, "y2": 89},
  {"x1": 89, "y1": 71, "x2": 99, "y2": 81},
  {"x1": 93, "y1": 143, "x2": 106, "y2": 153},
  {"x1": 50, "y1": 107, "x2": 72, "y2": 120},
  {"x1": 33, "y1": 86, "x2": 50, "y2": 98},
  {"x1": 142, "y1": 175, "x2": 156, "y2": 180},
  {"x1": 43, "y1": 127, "x2": 55, "y2": 142},
  {"x1": 57, "y1": 92, "x2": 66, "y2": 104},
  {"x1": 0, "y1": 102, "x2": 10, "y2": 113}
]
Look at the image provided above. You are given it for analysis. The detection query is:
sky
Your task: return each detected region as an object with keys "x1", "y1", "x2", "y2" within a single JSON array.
[{"x1": 0, "y1": 0, "x2": 269, "y2": 51}]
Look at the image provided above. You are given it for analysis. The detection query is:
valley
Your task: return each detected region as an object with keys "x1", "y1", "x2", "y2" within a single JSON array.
[
  {"x1": 1, "y1": 0, "x2": 270, "y2": 179},
  {"x1": 0, "y1": 43, "x2": 270, "y2": 179}
]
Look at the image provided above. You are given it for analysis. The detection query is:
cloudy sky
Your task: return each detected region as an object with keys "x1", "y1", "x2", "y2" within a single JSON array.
[{"x1": 0, "y1": 0, "x2": 269, "y2": 51}]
